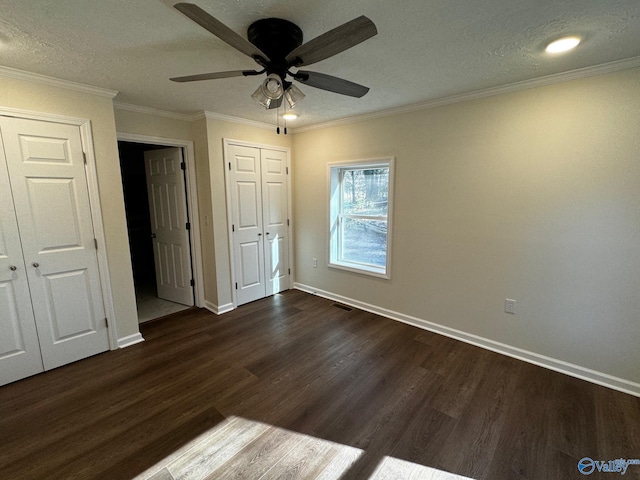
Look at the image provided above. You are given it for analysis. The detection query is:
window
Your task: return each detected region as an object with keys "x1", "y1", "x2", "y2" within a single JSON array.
[{"x1": 329, "y1": 158, "x2": 394, "y2": 278}]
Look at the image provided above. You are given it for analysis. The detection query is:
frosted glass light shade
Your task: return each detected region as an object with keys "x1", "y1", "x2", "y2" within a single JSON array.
[{"x1": 285, "y1": 84, "x2": 305, "y2": 108}]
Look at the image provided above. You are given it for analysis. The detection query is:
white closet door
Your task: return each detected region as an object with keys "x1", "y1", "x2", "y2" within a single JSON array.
[
  {"x1": 144, "y1": 147, "x2": 193, "y2": 306},
  {"x1": 0, "y1": 133, "x2": 44, "y2": 386},
  {"x1": 228, "y1": 144, "x2": 266, "y2": 305},
  {"x1": 0, "y1": 117, "x2": 109, "y2": 371},
  {"x1": 260, "y1": 148, "x2": 289, "y2": 296}
]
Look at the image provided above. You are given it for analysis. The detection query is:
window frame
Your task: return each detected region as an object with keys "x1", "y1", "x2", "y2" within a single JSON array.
[{"x1": 328, "y1": 157, "x2": 395, "y2": 279}]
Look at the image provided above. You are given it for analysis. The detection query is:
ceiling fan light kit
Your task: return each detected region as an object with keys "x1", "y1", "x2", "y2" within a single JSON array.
[
  {"x1": 251, "y1": 73, "x2": 285, "y2": 108},
  {"x1": 171, "y1": 2, "x2": 377, "y2": 132},
  {"x1": 284, "y1": 84, "x2": 305, "y2": 108}
]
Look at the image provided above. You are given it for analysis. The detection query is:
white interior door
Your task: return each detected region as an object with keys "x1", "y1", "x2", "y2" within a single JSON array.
[
  {"x1": 144, "y1": 148, "x2": 193, "y2": 306},
  {"x1": 0, "y1": 116, "x2": 109, "y2": 371},
  {"x1": 0, "y1": 133, "x2": 44, "y2": 386},
  {"x1": 261, "y1": 149, "x2": 289, "y2": 297},
  {"x1": 227, "y1": 143, "x2": 290, "y2": 306},
  {"x1": 228, "y1": 145, "x2": 266, "y2": 305}
]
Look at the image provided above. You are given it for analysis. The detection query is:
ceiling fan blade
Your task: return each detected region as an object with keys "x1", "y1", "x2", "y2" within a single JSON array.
[
  {"x1": 285, "y1": 16, "x2": 377, "y2": 67},
  {"x1": 170, "y1": 70, "x2": 261, "y2": 82},
  {"x1": 295, "y1": 70, "x2": 370, "y2": 98},
  {"x1": 174, "y1": 3, "x2": 270, "y2": 62}
]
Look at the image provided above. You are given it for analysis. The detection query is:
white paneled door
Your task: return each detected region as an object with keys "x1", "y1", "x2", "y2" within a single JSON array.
[
  {"x1": 144, "y1": 148, "x2": 193, "y2": 306},
  {"x1": 227, "y1": 143, "x2": 290, "y2": 306},
  {"x1": 0, "y1": 136, "x2": 44, "y2": 385},
  {"x1": 0, "y1": 116, "x2": 110, "y2": 383},
  {"x1": 260, "y1": 148, "x2": 289, "y2": 297}
]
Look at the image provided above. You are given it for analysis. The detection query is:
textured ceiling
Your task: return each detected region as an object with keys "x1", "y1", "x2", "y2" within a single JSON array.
[{"x1": 1, "y1": 0, "x2": 640, "y2": 127}]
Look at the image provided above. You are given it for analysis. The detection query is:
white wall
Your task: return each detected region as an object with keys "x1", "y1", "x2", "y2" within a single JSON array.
[{"x1": 292, "y1": 67, "x2": 640, "y2": 392}]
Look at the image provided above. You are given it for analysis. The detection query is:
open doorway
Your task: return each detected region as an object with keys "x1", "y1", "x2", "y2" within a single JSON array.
[{"x1": 118, "y1": 141, "x2": 193, "y2": 323}]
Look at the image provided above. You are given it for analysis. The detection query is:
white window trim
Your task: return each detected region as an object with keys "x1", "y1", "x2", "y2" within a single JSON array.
[{"x1": 328, "y1": 157, "x2": 395, "y2": 279}]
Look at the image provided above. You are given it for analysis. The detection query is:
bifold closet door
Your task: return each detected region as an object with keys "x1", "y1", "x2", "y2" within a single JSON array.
[
  {"x1": 0, "y1": 116, "x2": 110, "y2": 374},
  {"x1": 0, "y1": 134, "x2": 44, "y2": 386},
  {"x1": 260, "y1": 148, "x2": 288, "y2": 297},
  {"x1": 229, "y1": 145, "x2": 266, "y2": 305},
  {"x1": 227, "y1": 144, "x2": 289, "y2": 306}
]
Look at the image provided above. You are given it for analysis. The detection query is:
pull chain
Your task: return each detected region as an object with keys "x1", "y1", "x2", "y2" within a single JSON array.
[{"x1": 284, "y1": 108, "x2": 288, "y2": 135}]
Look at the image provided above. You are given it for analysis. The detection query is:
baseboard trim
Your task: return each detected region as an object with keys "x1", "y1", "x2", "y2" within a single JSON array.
[
  {"x1": 294, "y1": 283, "x2": 640, "y2": 397},
  {"x1": 204, "y1": 300, "x2": 235, "y2": 315},
  {"x1": 117, "y1": 333, "x2": 145, "y2": 349}
]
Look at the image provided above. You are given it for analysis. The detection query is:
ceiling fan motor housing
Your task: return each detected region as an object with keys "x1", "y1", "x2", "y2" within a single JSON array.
[{"x1": 248, "y1": 18, "x2": 303, "y2": 78}]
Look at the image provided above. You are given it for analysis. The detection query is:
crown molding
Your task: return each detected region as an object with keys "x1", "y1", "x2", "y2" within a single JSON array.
[
  {"x1": 112, "y1": 103, "x2": 275, "y2": 130},
  {"x1": 202, "y1": 110, "x2": 274, "y2": 130},
  {"x1": 293, "y1": 55, "x2": 640, "y2": 134},
  {"x1": 0, "y1": 65, "x2": 118, "y2": 98},
  {"x1": 113, "y1": 102, "x2": 195, "y2": 121}
]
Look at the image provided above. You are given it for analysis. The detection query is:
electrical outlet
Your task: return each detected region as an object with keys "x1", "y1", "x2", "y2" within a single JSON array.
[
  {"x1": 312, "y1": 258, "x2": 318, "y2": 268},
  {"x1": 504, "y1": 299, "x2": 516, "y2": 314}
]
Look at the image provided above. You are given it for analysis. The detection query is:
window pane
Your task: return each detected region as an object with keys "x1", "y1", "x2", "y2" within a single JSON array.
[
  {"x1": 340, "y1": 217, "x2": 387, "y2": 267},
  {"x1": 341, "y1": 168, "x2": 389, "y2": 216}
]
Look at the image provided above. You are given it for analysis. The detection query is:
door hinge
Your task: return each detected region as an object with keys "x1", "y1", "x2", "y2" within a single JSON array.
[
  {"x1": 181, "y1": 161, "x2": 186, "y2": 171},
  {"x1": 104, "y1": 317, "x2": 109, "y2": 328},
  {"x1": 190, "y1": 278, "x2": 194, "y2": 287},
  {"x1": 286, "y1": 166, "x2": 289, "y2": 175},
  {"x1": 232, "y1": 224, "x2": 235, "y2": 232},
  {"x1": 288, "y1": 268, "x2": 291, "y2": 275},
  {"x1": 186, "y1": 222, "x2": 191, "y2": 230},
  {"x1": 94, "y1": 238, "x2": 98, "y2": 249},
  {"x1": 228, "y1": 162, "x2": 231, "y2": 171},
  {"x1": 287, "y1": 219, "x2": 290, "y2": 226},
  {"x1": 235, "y1": 282, "x2": 238, "y2": 290},
  {"x1": 83, "y1": 152, "x2": 87, "y2": 164}
]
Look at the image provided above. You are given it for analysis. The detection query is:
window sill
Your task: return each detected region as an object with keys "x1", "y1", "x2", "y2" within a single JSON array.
[{"x1": 328, "y1": 261, "x2": 390, "y2": 279}]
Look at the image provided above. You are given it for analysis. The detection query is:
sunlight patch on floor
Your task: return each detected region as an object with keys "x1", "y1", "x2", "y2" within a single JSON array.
[
  {"x1": 371, "y1": 456, "x2": 475, "y2": 480},
  {"x1": 135, "y1": 416, "x2": 475, "y2": 480}
]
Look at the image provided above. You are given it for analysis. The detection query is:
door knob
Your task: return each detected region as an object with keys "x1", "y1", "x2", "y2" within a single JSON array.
[
  {"x1": 151, "y1": 233, "x2": 157, "y2": 238},
  {"x1": 32, "y1": 262, "x2": 39, "y2": 268},
  {"x1": 257, "y1": 233, "x2": 262, "y2": 236},
  {"x1": 266, "y1": 232, "x2": 270, "y2": 235},
  {"x1": 9, "y1": 265, "x2": 17, "y2": 271}
]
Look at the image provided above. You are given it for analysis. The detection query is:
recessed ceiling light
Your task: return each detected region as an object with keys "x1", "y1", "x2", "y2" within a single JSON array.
[
  {"x1": 283, "y1": 113, "x2": 297, "y2": 121},
  {"x1": 545, "y1": 36, "x2": 581, "y2": 54}
]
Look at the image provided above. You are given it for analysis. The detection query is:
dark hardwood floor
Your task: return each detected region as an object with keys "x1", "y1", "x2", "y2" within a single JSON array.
[{"x1": 1, "y1": 290, "x2": 639, "y2": 479}]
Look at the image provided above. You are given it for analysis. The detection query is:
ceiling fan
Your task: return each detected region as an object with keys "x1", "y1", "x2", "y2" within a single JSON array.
[{"x1": 170, "y1": 2, "x2": 378, "y2": 112}]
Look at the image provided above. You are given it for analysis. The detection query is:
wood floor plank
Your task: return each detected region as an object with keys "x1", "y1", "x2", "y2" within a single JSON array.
[
  {"x1": 146, "y1": 467, "x2": 175, "y2": 480},
  {"x1": 435, "y1": 353, "x2": 521, "y2": 479},
  {"x1": 315, "y1": 444, "x2": 362, "y2": 480},
  {"x1": 258, "y1": 433, "x2": 338, "y2": 480},
  {"x1": 484, "y1": 362, "x2": 557, "y2": 480},
  {"x1": 166, "y1": 417, "x2": 270, "y2": 479},
  {"x1": 594, "y1": 383, "x2": 640, "y2": 460},
  {"x1": 202, "y1": 424, "x2": 301, "y2": 480},
  {"x1": 1, "y1": 290, "x2": 638, "y2": 480},
  {"x1": 546, "y1": 374, "x2": 598, "y2": 460},
  {"x1": 423, "y1": 342, "x2": 492, "y2": 419}
]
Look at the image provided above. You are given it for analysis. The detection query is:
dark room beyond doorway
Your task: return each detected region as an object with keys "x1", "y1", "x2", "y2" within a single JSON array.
[{"x1": 118, "y1": 141, "x2": 193, "y2": 323}]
